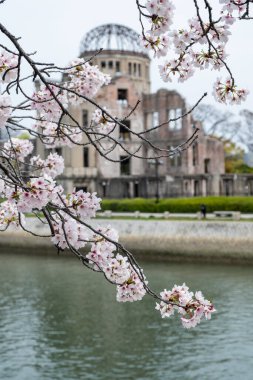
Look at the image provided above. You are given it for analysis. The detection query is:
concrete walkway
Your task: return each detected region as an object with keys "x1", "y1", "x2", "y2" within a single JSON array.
[{"x1": 98, "y1": 211, "x2": 253, "y2": 220}]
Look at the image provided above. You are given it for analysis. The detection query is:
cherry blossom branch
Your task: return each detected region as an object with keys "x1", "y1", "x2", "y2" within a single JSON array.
[
  {"x1": 0, "y1": 2, "x2": 217, "y2": 329},
  {"x1": 136, "y1": 0, "x2": 249, "y2": 104}
]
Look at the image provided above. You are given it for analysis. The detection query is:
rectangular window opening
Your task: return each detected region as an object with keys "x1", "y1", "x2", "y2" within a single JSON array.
[
  {"x1": 168, "y1": 108, "x2": 182, "y2": 130},
  {"x1": 119, "y1": 120, "x2": 131, "y2": 140},
  {"x1": 152, "y1": 112, "x2": 159, "y2": 128},
  {"x1": 134, "y1": 181, "x2": 139, "y2": 197},
  {"x1": 120, "y1": 155, "x2": 131, "y2": 175},
  {"x1": 169, "y1": 146, "x2": 182, "y2": 167},
  {"x1": 116, "y1": 61, "x2": 121, "y2": 73},
  {"x1": 133, "y1": 63, "x2": 137, "y2": 76},
  {"x1": 82, "y1": 110, "x2": 88, "y2": 128},
  {"x1": 192, "y1": 143, "x2": 198, "y2": 166},
  {"x1": 83, "y1": 147, "x2": 89, "y2": 168},
  {"x1": 138, "y1": 63, "x2": 141, "y2": 77},
  {"x1": 170, "y1": 153, "x2": 182, "y2": 167},
  {"x1": 55, "y1": 147, "x2": 62, "y2": 156},
  {"x1": 117, "y1": 88, "x2": 128, "y2": 106},
  {"x1": 75, "y1": 186, "x2": 88, "y2": 192},
  {"x1": 194, "y1": 180, "x2": 200, "y2": 196},
  {"x1": 128, "y1": 62, "x2": 132, "y2": 75},
  {"x1": 204, "y1": 158, "x2": 210, "y2": 173}
]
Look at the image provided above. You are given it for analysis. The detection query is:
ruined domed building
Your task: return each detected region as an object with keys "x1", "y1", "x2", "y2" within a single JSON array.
[{"x1": 36, "y1": 24, "x2": 227, "y2": 198}]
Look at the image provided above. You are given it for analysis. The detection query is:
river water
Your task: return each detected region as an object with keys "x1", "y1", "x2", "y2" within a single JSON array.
[{"x1": 0, "y1": 253, "x2": 252, "y2": 380}]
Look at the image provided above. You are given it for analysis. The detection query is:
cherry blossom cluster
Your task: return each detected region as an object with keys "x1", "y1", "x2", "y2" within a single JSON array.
[
  {"x1": 5, "y1": 175, "x2": 63, "y2": 213},
  {"x1": 191, "y1": 46, "x2": 226, "y2": 71},
  {"x1": 213, "y1": 77, "x2": 248, "y2": 105},
  {"x1": 51, "y1": 212, "x2": 88, "y2": 250},
  {"x1": 139, "y1": 0, "x2": 249, "y2": 104},
  {"x1": 146, "y1": 0, "x2": 175, "y2": 35},
  {"x1": 116, "y1": 269, "x2": 147, "y2": 302},
  {"x1": 67, "y1": 58, "x2": 111, "y2": 105},
  {"x1": 141, "y1": 34, "x2": 169, "y2": 58},
  {"x1": 31, "y1": 85, "x2": 68, "y2": 122},
  {"x1": 58, "y1": 189, "x2": 101, "y2": 219},
  {"x1": 29, "y1": 58, "x2": 112, "y2": 146},
  {"x1": 159, "y1": 16, "x2": 231, "y2": 81},
  {"x1": 159, "y1": 56, "x2": 194, "y2": 83},
  {"x1": 0, "y1": 50, "x2": 18, "y2": 83},
  {"x1": 170, "y1": 28, "x2": 195, "y2": 55},
  {"x1": 32, "y1": 121, "x2": 82, "y2": 148},
  {"x1": 86, "y1": 226, "x2": 147, "y2": 301},
  {"x1": 46, "y1": 209, "x2": 146, "y2": 303},
  {"x1": 0, "y1": 200, "x2": 25, "y2": 230},
  {"x1": 141, "y1": 0, "x2": 174, "y2": 57},
  {"x1": 86, "y1": 226, "x2": 119, "y2": 271},
  {"x1": 155, "y1": 283, "x2": 215, "y2": 329},
  {"x1": 30, "y1": 152, "x2": 64, "y2": 179},
  {"x1": 31, "y1": 60, "x2": 111, "y2": 120},
  {"x1": 220, "y1": 0, "x2": 247, "y2": 18},
  {"x1": 3, "y1": 138, "x2": 34, "y2": 162},
  {"x1": 0, "y1": 94, "x2": 11, "y2": 128},
  {"x1": 91, "y1": 108, "x2": 115, "y2": 134}
]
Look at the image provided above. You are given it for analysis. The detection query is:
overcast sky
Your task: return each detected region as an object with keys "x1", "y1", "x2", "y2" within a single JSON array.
[{"x1": 1, "y1": 0, "x2": 253, "y2": 113}]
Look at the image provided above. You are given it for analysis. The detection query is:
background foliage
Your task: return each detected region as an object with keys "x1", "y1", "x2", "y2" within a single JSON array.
[{"x1": 101, "y1": 196, "x2": 253, "y2": 213}]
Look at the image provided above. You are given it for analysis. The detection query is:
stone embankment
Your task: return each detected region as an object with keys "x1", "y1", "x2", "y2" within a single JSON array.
[{"x1": 1, "y1": 218, "x2": 253, "y2": 263}]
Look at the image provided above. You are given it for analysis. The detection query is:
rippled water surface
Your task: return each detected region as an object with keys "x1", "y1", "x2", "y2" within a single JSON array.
[{"x1": 0, "y1": 253, "x2": 252, "y2": 380}]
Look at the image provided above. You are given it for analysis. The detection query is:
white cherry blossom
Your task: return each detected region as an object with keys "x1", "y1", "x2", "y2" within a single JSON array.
[
  {"x1": 0, "y1": 50, "x2": 18, "y2": 83},
  {"x1": 213, "y1": 77, "x2": 248, "y2": 105},
  {"x1": 91, "y1": 108, "x2": 115, "y2": 134},
  {"x1": 51, "y1": 212, "x2": 88, "y2": 250},
  {"x1": 32, "y1": 121, "x2": 82, "y2": 148},
  {"x1": 156, "y1": 283, "x2": 216, "y2": 328},
  {"x1": 0, "y1": 201, "x2": 25, "y2": 230},
  {"x1": 30, "y1": 152, "x2": 64, "y2": 179},
  {"x1": 31, "y1": 85, "x2": 68, "y2": 122},
  {"x1": 67, "y1": 59, "x2": 111, "y2": 105},
  {"x1": 0, "y1": 95, "x2": 12, "y2": 128},
  {"x1": 3, "y1": 138, "x2": 34, "y2": 162},
  {"x1": 116, "y1": 269, "x2": 147, "y2": 302}
]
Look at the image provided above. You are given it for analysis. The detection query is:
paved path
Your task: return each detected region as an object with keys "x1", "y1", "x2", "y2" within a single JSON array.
[{"x1": 98, "y1": 211, "x2": 253, "y2": 220}]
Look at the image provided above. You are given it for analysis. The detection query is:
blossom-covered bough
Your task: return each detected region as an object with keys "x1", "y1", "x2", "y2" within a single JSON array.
[
  {"x1": 137, "y1": 0, "x2": 250, "y2": 104},
  {"x1": 2, "y1": 0, "x2": 252, "y2": 329}
]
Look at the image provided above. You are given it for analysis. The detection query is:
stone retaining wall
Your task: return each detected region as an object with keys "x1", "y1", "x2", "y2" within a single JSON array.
[{"x1": 1, "y1": 219, "x2": 253, "y2": 263}]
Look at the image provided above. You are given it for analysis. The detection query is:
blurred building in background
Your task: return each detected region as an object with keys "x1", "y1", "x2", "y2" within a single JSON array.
[{"x1": 36, "y1": 24, "x2": 244, "y2": 198}]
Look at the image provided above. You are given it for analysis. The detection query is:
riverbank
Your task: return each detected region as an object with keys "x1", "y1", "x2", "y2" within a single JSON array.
[{"x1": 1, "y1": 218, "x2": 253, "y2": 263}]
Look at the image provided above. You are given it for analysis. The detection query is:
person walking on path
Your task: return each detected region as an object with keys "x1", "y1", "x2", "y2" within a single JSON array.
[{"x1": 200, "y1": 204, "x2": 207, "y2": 219}]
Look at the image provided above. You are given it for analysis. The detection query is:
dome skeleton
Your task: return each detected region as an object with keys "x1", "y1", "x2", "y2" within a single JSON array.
[{"x1": 80, "y1": 23, "x2": 148, "y2": 55}]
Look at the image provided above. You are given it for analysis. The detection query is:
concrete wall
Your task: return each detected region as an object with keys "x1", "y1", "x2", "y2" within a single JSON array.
[{"x1": 1, "y1": 219, "x2": 253, "y2": 263}]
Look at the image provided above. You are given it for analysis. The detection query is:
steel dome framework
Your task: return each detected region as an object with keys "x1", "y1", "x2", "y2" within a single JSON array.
[{"x1": 80, "y1": 24, "x2": 148, "y2": 55}]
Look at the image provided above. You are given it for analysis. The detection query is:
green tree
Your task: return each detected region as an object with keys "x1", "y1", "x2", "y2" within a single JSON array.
[{"x1": 223, "y1": 140, "x2": 253, "y2": 173}]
